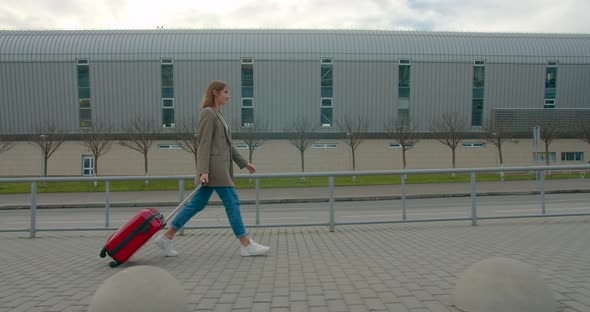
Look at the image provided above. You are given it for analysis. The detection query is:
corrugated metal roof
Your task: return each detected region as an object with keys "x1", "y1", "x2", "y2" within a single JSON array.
[{"x1": 1, "y1": 29, "x2": 590, "y2": 61}]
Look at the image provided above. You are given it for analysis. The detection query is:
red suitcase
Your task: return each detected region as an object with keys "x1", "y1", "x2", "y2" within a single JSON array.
[{"x1": 100, "y1": 182, "x2": 204, "y2": 268}]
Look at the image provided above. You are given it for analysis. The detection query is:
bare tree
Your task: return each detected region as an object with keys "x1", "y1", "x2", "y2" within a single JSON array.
[
  {"x1": 0, "y1": 133, "x2": 15, "y2": 155},
  {"x1": 285, "y1": 116, "x2": 318, "y2": 176},
  {"x1": 385, "y1": 117, "x2": 420, "y2": 169},
  {"x1": 337, "y1": 115, "x2": 368, "y2": 177},
  {"x1": 173, "y1": 120, "x2": 199, "y2": 172},
  {"x1": 29, "y1": 124, "x2": 66, "y2": 185},
  {"x1": 80, "y1": 122, "x2": 113, "y2": 185},
  {"x1": 537, "y1": 119, "x2": 560, "y2": 166},
  {"x1": 481, "y1": 116, "x2": 510, "y2": 168},
  {"x1": 119, "y1": 118, "x2": 159, "y2": 185},
  {"x1": 573, "y1": 117, "x2": 590, "y2": 147},
  {"x1": 232, "y1": 117, "x2": 269, "y2": 163},
  {"x1": 431, "y1": 113, "x2": 468, "y2": 173}
]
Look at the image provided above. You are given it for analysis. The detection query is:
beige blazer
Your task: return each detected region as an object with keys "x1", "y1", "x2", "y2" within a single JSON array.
[{"x1": 196, "y1": 107, "x2": 248, "y2": 186}]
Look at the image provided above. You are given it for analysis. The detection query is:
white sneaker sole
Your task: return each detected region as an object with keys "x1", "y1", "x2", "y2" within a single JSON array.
[{"x1": 154, "y1": 235, "x2": 178, "y2": 257}]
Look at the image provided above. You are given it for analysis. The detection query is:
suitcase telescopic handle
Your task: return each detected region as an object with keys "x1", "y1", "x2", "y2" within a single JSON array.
[{"x1": 163, "y1": 181, "x2": 206, "y2": 225}]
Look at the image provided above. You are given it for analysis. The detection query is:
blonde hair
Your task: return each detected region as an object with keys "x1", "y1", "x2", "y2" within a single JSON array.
[{"x1": 201, "y1": 80, "x2": 229, "y2": 109}]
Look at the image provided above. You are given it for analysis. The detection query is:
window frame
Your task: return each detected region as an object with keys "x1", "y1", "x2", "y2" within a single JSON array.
[
  {"x1": 77, "y1": 60, "x2": 91, "y2": 128},
  {"x1": 157, "y1": 144, "x2": 182, "y2": 150},
  {"x1": 561, "y1": 151, "x2": 584, "y2": 161},
  {"x1": 313, "y1": 143, "x2": 338, "y2": 149},
  {"x1": 241, "y1": 98, "x2": 254, "y2": 127},
  {"x1": 320, "y1": 98, "x2": 333, "y2": 127},
  {"x1": 462, "y1": 142, "x2": 486, "y2": 148},
  {"x1": 162, "y1": 98, "x2": 175, "y2": 128},
  {"x1": 388, "y1": 143, "x2": 413, "y2": 149},
  {"x1": 81, "y1": 155, "x2": 94, "y2": 176}
]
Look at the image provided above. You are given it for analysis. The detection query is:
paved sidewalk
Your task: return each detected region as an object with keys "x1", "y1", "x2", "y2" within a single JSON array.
[
  {"x1": 1, "y1": 179, "x2": 590, "y2": 311},
  {"x1": 1, "y1": 217, "x2": 589, "y2": 311}
]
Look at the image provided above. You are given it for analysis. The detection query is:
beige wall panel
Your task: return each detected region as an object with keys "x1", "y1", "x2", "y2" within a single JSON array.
[
  {"x1": 1, "y1": 139, "x2": 589, "y2": 177},
  {"x1": 0, "y1": 143, "x2": 42, "y2": 176}
]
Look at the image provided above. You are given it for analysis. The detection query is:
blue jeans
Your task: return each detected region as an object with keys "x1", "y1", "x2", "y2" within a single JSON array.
[{"x1": 169, "y1": 186, "x2": 247, "y2": 238}]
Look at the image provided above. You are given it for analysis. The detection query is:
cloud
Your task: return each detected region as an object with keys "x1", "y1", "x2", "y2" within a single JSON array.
[
  {"x1": 0, "y1": 0, "x2": 589, "y2": 33},
  {"x1": 406, "y1": 0, "x2": 590, "y2": 33}
]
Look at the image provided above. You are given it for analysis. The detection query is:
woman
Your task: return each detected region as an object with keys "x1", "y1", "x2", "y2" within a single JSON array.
[{"x1": 154, "y1": 80, "x2": 270, "y2": 257}]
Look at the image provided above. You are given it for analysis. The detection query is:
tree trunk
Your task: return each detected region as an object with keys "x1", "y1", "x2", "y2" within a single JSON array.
[
  {"x1": 497, "y1": 144, "x2": 504, "y2": 181},
  {"x1": 43, "y1": 155, "x2": 49, "y2": 178},
  {"x1": 351, "y1": 148, "x2": 357, "y2": 182},
  {"x1": 545, "y1": 142, "x2": 551, "y2": 176},
  {"x1": 300, "y1": 150, "x2": 305, "y2": 182},
  {"x1": 94, "y1": 156, "x2": 99, "y2": 187},
  {"x1": 43, "y1": 154, "x2": 49, "y2": 187},
  {"x1": 144, "y1": 153, "x2": 149, "y2": 186},
  {"x1": 300, "y1": 150, "x2": 305, "y2": 173},
  {"x1": 545, "y1": 142, "x2": 550, "y2": 166},
  {"x1": 402, "y1": 149, "x2": 407, "y2": 169},
  {"x1": 95, "y1": 156, "x2": 99, "y2": 177},
  {"x1": 451, "y1": 149, "x2": 457, "y2": 177}
]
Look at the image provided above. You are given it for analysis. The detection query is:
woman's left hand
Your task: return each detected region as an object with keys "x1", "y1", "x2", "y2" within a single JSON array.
[{"x1": 245, "y1": 163, "x2": 256, "y2": 174}]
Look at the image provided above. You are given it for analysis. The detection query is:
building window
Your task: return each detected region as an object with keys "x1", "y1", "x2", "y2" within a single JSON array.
[
  {"x1": 241, "y1": 98, "x2": 254, "y2": 127},
  {"x1": 321, "y1": 98, "x2": 333, "y2": 127},
  {"x1": 462, "y1": 142, "x2": 486, "y2": 148},
  {"x1": 544, "y1": 61, "x2": 557, "y2": 109},
  {"x1": 162, "y1": 99, "x2": 174, "y2": 128},
  {"x1": 81, "y1": 155, "x2": 94, "y2": 176},
  {"x1": 241, "y1": 58, "x2": 254, "y2": 97},
  {"x1": 161, "y1": 58, "x2": 174, "y2": 127},
  {"x1": 533, "y1": 152, "x2": 557, "y2": 162},
  {"x1": 472, "y1": 60, "x2": 485, "y2": 127},
  {"x1": 321, "y1": 58, "x2": 333, "y2": 127},
  {"x1": 313, "y1": 143, "x2": 337, "y2": 149},
  {"x1": 399, "y1": 59, "x2": 411, "y2": 123},
  {"x1": 544, "y1": 99, "x2": 555, "y2": 109},
  {"x1": 241, "y1": 58, "x2": 254, "y2": 126},
  {"x1": 77, "y1": 59, "x2": 91, "y2": 128},
  {"x1": 561, "y1": 152, "x2": 584, "y2": 161},
  {"x1": 389, "y1": 143, "x2": 413, "y2": 149},
  {"x1": 321, "y1": 58, "x2": 333, "y2": 97},
  {"x1": 157, "y1": 144, "x2": 182, "y2": 150}
]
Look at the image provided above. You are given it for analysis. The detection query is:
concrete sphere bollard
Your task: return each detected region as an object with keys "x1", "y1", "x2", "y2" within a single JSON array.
[
  {"x1": 453, "y1": 257, "x2": 557, "y2": 312},
  {"x1": 89, "y1": 266, "x2": 188, "y2": 312}
]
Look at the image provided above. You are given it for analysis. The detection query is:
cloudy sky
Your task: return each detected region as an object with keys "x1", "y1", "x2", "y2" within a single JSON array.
[{"x1": 1, "y1": 0, "x2": 589, "y2": 33}]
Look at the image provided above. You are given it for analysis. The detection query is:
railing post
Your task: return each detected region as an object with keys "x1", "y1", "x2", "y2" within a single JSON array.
[
  {"x1": 105, "y1": 180, "x2": 110, "y2": 228},
  {"x1": 178, "y1": 179, "x2": 185, "y2": 236},
  {"x1": 329, "y1": 176, "x2": 335, "y2": 232},
  {"x1": 255, "y1": 178, "x2": 260, "y2": 225},
  {"x1": 540, "y1": 171, "x2": 546, "y2": 215},
  {"x1": 30, "y1": 181, "x2": 37, "y2": 238},
  {"x1": 470, "y1": 172, "x2": 478, "y2": 226},
  {"x1": 401, "y1": 174, "x2": 407, "y2": 221}
]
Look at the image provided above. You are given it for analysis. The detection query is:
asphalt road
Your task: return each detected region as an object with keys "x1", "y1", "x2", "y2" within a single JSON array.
[{"x1": 1, "y1": 193, "x2": 588, "y2": 230}]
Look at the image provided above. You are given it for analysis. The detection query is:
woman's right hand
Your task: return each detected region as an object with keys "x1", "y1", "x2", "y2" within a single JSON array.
[{"x1": 199, "y1": 173, "x2": 209, "y2": 185}]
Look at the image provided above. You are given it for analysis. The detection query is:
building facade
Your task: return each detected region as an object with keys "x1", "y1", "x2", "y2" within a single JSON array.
[{"x1": 0, "y1": 29, "x2": 589, "y2": 177}]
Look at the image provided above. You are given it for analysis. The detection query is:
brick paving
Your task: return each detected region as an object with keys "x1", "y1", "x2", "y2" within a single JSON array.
[{"x1": 1, "y1": 216, "x2": 589, "y2": 311}]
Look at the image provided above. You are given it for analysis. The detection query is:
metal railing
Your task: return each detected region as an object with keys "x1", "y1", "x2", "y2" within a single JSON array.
[{"x1": 1, "y1": 165, "x2": 589, "y2": 237}]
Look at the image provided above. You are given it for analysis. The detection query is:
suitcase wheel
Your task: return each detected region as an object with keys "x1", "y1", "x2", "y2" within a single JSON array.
[
  {"x1": 100, "y1": 247, "x2": 107, "y2": 258},
  {"x1": 109, "y1": 260, "x2": 120, "y2": 268}
]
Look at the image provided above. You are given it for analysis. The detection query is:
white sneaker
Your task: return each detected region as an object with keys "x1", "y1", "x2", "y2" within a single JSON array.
[
  {"x1": 154, "y1": 234, "x2": 178, "y2": 257},
  {"x1": 240, "y1": 239, "x2": 270, "y2": 257}
]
